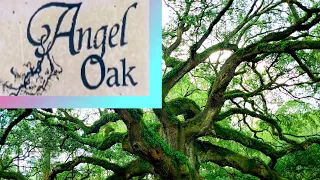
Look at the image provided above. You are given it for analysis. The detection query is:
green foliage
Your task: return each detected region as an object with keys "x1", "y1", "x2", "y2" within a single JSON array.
[
  {"x1": 167, "y1": 63, "x2": 211, "y2": 109},
  {"x1": 276, "y1": 101, "x2": 320, "y2": 135},
  {"x1": 143, "y1": 112, "x2": 160, "y2": 132},
  {"x1": 127, "y1": 109, "x2": 144, "y2": 122},
  {"x1": 275, "y1": 144, "x2": 320, "y2": 179},
  {"x1": 200, "y1": 162, "x2": 258, "y2": 180}
]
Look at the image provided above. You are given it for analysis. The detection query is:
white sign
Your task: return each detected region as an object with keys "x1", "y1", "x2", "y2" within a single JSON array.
[{"x1": 0, "y1": 0, "x2": 150, "y2": 97}]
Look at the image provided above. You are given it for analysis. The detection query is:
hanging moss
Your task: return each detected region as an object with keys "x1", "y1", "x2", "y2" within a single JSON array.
[
  {"x1": 141, "y1": 124, "x2": 192, "y2": 172},
  {"x1": 100, "y1": 132, "x2": 127, "y2": 150},
  {"x1": 100, "y1": 113, "x2": 120, "y2": 122},
  {"x1": 0, "y1": 171, "x2": 26, "y2": 180},
  {"x1": 89, "y1": 113, "x2": 120, "y2": 133},
  {"x1": 164, "y1": 56, "x2": 181, "y2": 67},
  {"x1": 161, "y1": 102, "x2": 180, "y2": 123},
  {"x1": 163, "y1": 61, "x2": 187, "y2": 83},
  {"x1": 235, "y1": 48, "x2": 248, "y2": 56},
  {"x1": 127, "y1": 109, "x2": 144, "y2": 122},
  {"x1": 167, "y1": 97, "x2": 201, "y2": 120}
]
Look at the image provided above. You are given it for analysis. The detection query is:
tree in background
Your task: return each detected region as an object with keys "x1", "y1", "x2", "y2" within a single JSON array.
[{"x1": 1, "y1": 0, "x2": 320, "y2": 179}]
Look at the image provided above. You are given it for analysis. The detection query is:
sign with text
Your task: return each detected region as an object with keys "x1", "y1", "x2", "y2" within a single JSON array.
[{"x1": 0, "y1": 0, "x2": 162, "y2": 108}]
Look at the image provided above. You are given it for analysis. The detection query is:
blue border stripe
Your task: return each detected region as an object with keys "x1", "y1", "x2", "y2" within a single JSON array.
[{"x1": 0, "y1": 0, "x2": 162, "y2": 108}]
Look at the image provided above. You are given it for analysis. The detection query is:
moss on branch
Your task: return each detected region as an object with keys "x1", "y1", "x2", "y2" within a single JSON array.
[
  {"x1": 142, "y1": 124, "x2": 192, "y2": 175},
  {"x1": 167, "y1": 97, "x2": 201, "y2": 120},
  {"x1": 196, "y1": 140, "x2": 286, "y2": 180}
]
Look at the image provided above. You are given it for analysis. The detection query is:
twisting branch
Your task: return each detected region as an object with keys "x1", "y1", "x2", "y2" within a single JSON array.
[
  {"x1": 37, "y1": 110, "x2": 120, "y2": 135},
  {"x1": 49, "y1": 156, "x2": 154, "y2": 180},
  {"x1": 0, "y1": 109, "x2": 33, "y2": 145},
  {"x1": 0, "y1": 171, "x2": 27, "y2": 180},
  {"x1": 36, "y1": 114, "x2": 126, "y2": 151},
  {"x1": 163, "y1": 0, "x2": 193, "y2": 57},
  {"x1": 196, "y1": 140, "x2": 284, "y2": 179}
]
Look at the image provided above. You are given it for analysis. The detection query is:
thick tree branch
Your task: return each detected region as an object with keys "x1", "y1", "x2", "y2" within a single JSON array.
[
  {"x1": 0, "y1": 109, "x2": 33, "y2": 145},
  {"x1": 116, "y1": 109, "x2": 193, "y2": 179},
  {"x1": 256, "y1": 13, "x2": 320, "y2": 44},
  {"x1": 289, "y1": 0, "x2": 320, "y2": 13},
  {"x1": 37, "y1": 115, "x2": 125, "y2": 151},
  {"x1": 107, "y1": 159, "x2": 154, "y2": 180},
  {"x1": 49, "y1": 156, "x2": 153, "y2": 180},
  {"x1": 38, "y1": 110, "x2": 120, "y2": 135},
  {"x1": 183, "y1": 52, "x2": 244, "y2": 139},
  {"x1": 244, "y1": 40, "x2": 320, "y2": 56},
  {"x1": 162, "y1": 42, "x2": 238, "y2": 98},
  {"x1": 196, "y1": 140, "x2": 285, "y2": 179},
  {"x1": 0, "y1": 171, "x2": 27, "y2": 180},
  {"x1": 213, "y1": 124, "x2": 288, "y2": 159}
]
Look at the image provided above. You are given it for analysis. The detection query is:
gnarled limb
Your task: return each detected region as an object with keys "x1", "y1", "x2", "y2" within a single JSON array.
[
  {"x1": 37, "y1": 115, "x2": 125, "y2": 151},
  {"x1": 49, "y1": 156, "x2": 154, "y2": 180},
  {"x1": 196, "y1": 140, "x2": 286, "y2": 180},
  {"x1": 0, "y1": 171, "x2": 27, "y2": 180},
  {"x1": 116, "y1": 109, "x2": 193, "y2": 180},
  {"x1": 38, "y1": 110, "x2": 120, "y2": 135}
]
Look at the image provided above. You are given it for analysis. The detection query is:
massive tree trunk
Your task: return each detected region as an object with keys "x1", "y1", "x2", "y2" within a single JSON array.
[
  {"x1": 149, "y1": 110, "x2": 285, "y2": 180},
  {"x1": 159, "y1": 121, "x2": 203, "y2": 179}
]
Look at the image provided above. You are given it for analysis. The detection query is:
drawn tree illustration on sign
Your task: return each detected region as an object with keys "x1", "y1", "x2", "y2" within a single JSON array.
[{"x1": 1, "y1": 0, "x2": 320, "y2": 179}]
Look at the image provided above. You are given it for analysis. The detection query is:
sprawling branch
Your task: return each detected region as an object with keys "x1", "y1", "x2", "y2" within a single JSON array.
[
  {"x1": 181, "y1": 1, "x2": 320, "y2": 140},
  {"x1": 196, "y1": 140, "x2": 285, "y2": 179},
  {"x1": 37, "y1": 115, "x2": 125, "y2": 151},
  {"x1": 0, "y1": 171, "x2": 26, "y2": 180},
  {"x1": 49, "y1": 156, "x2": 153, "y2": 180},
  {"x1": 163, "y1": 0, "x2": 193, "y2": 58},
  {"x1": 213, "y1": 124, "x2": 284, "y2": 159},
  {"x1": 162, "y1": 42, "x2": 237, "y2": 98},
  {"x1": 216, "y1": 108, "x2": 283, "y2": 135},
  {"x1": 254, "y1": 7, "x2": 320, "y2": 45},
  {"x1": 38, "y1": 110, "x2": 120, "y2": 135},
  {"x1": 0, "y1": 109, "x2": 33, "y2": 145}
]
